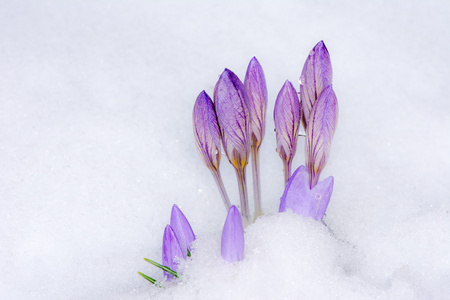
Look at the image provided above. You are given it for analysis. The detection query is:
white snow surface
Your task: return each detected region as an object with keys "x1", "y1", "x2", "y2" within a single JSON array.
[{"x1": 1, "y1": 0, "x2": 449, "y2": 299}]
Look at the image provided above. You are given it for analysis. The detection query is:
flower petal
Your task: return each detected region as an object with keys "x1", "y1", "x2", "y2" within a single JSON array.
[
  {"x1": 305, "y1": 85, "x2": 338, "y2": 188},
  {"x1": 244, "y1": 57, "x2": 268, "y2": 147},
  {"x1": 274, "y1": 80, "x2": 300, "y2": 162},
  {"x1": 299, "y1": 41, "x2": 333, "y2": 129},
  {"x1": 279, "y1": 165, "x2": 334, "y2": 220},
  {"x1": 170, "y1": 204, "x2": 195, "y2": 257},
  {"x1": 221, "y1": 205, "x2": 245, "y2": 262},
  {"x1": 214, "y1": 69, "x2": 250, "y2": 169},
  {"x1": 193, "y1": 90, "x2": 222, "y2": 172},
  {"x1": 162, "y1": 225, "x2": 184, "y2": 281}
]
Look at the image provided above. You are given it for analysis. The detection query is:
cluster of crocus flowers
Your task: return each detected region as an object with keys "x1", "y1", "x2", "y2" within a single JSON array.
[
  {"x1": 279, "y1": 41, "x2": 339, "y2": 220},
  {"x1": 193, "y1": 57, "x2": 268, "y2": 224},
  {"x1": 139, "y1": 204, "x2": 195, "y2": 284}
]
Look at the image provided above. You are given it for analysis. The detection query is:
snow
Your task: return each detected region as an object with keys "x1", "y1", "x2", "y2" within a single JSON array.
[{"x1": 1, "y1": 0, "x2": 449, "y2": 299}]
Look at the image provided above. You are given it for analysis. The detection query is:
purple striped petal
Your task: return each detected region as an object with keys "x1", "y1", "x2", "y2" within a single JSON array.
[
  {"x1": 279, "y1": 165, "x2": 334, "y2": 220},
  {"x1": 244, "y1": 57, "x2": 267, "y2": 148},
  {"x1": 214, "y1": 69, "x2": 250, "y2": 169},
  {"x1": 193, "y1": 91, "x2": 222, "y2": 172},
  {"x1": 170, "y1": 204, "x2": 195, "y2": 257},
  {"x1": 274, "y1": 80, "x2": 301, "y2": 163},
  {"x1": 305, "y1": 85, "x2": 338, "y2": 188},
  {"x1": 221, "y1": 205, "x2": 245, "y2": 262},
  {"x1": 162, "y1": 225, "x2": 184, "y2": 281},
  {"x1": 299, "y1": 41, "x2": 333, "y2": 129}
]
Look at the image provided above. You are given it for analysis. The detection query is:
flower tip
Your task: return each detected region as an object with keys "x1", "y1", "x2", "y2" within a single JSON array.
[
  {"x1": 170, "y1": 204, "x2": 195, "y2": 255},
  {"x1": 221, "y1": 205, "x2": 245, "y2": 263}
]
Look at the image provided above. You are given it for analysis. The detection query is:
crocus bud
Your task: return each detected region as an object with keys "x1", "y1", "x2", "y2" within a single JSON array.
[
  {"x1": 279, "y1": 165, "x2": 333, "y2": 220},
  {"x1": 170, "y1": 204, "x2": 195, "y2": 257},
  {"x1": 244, "y1": 56, "x2": 268, "y2": 148},
  {"x1": 214, "y1": 69, "x2": 250, "y2": 170},
  {"x1": 244, "y1": 57, "x2": 267, "y2": 220},
  {"x1": 214, "y1": 69, "x2": 251, "y2": 223},
  {"x1": 305, "y1": 85, "x2": 338, "y2": 188},
  {"x1": 193, "y1": 91, "x2": 231, "y2": 210},
  {"x1": 299, "y1": 40, "x2": 333, "y2": 129},
  {"x1": 193, "y1": 91, "x2": 222, "y2": 172},
  {"x1": 162, "y1": 225, "x2": 184, "y2": 281},
  {"x1": 221, "y1": 205, "x2": 245, "y2": 262},
  {"x1": 274, "y1": 80, "x2": 301, "y2": 183}
]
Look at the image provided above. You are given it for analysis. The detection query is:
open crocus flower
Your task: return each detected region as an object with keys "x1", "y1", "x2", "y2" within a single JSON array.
[
  {"x1": 299, "y1": 40, "x2": 333, "y2": 130},
  {"x1": 193, "y1": 90, "x2": 231, "y2": 210},
  {"x1": 244, "y1": 57, "x2": 267, "y2": 220},
  {"x1": 170, "y1": 204, "x2": 195, "y2": 257},
  {"x1": 221, "y1": 205, "x2": 245, "y2": 262},
  {"x1": 274, "y1": 80, "x2": 301, "y2": 184},
  {"x1": 279, "y1": 165, "x2": 333, "y2": 220},
  {"x1": 162, "y1": 225, "x2": 184, "y2": 281},
  {"x1": 305, "y1": 85, "x2": 338, "y2": 188},
  {"x1": 214, "y1": 69, "x2": 251, "y2": 224}
]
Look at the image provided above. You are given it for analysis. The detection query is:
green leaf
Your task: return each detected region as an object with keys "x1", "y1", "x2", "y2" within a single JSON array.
[
  {"x1": 187, "y1": 249, "x2": 191, "y2": 257},
  {"x1": 144, "y1": 258, "x2": 179, "y2": 278},
  {"x1": 138, "y1": 271, "x2": 156, "y2": 284}
]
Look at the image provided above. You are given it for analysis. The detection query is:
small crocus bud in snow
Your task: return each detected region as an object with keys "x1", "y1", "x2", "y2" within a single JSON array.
[
  {"x1": 299, "y1": 40, "x2": 333, "y2": 130},
  {"x1": 221, "y1": 205, "x2": 245, "y2": 262},
  {"x1": 305, "y1": 85, "x2": 338, "y2": 188},
  {"x1": 274, "y1": 80, "x2": 301, "y2": 184},
  {"x1": 244, "y1": 57, "x2": 267, "y2": 220},
  {"x1": 214, "y1": 69, "x2": 251, "y2": 223},
  {"x1": 162, "y1": 225, "x2": 184, "y2": 281},
  {"x1": 279, "y1": 165, "x2": 333, "y2": 220},
  {"x1": 170, "y1": 204, "x2": 195, "y2": 257},
  {"x1": 193, "y1": 91, "x2": 231, "y2": 210}
]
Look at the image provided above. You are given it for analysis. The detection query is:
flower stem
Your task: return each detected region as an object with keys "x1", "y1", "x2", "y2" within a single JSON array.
[
  {"x1": 283, "y1": 159, "x2": 292, "y2": 185},
  {"x1": 235, "y1": 166, "x2": 250, "y2": 226},
  {"x1": 211, "y1": 169, "x2": 231, "y2": 211},
  {"x1": 251, "y1": 144, "x2": 263, "y2": 220}
]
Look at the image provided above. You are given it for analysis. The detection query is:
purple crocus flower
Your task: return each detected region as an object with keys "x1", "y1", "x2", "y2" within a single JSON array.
[
  {"x1": 162, "y1": 225, "x2": 184, "y2": 281},
  {"x1": 274, "y1": 80, "x2": 301, "y2": 184},
  {"x1": 299, "y1": 40, "x2": 333, "y2": 130},
  {"x1": 214, "y1": 69, "x2": 251, "y2": 224},
  {"x1": 193, "y1": 90, "x2": 231, "y2": 210},
  {"x1": 244, "y1": 57, "x2": 267, "y2": 219},
  {"x1": 305, "y1": 85, "x2": 338, "y2": 188},
  {"x1": 170, "y1": 204, "x2": 195, "y2": 257},
  {"x1": 279, "y1": 165, "x2": 333, "y2": 220},
  {"x1": 221, "y1": 205, "x2": 245, "y2": 262}
]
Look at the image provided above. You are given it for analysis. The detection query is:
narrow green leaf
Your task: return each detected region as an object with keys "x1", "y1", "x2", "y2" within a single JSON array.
[
  {"x1": 138, "y1": 272, "x2": 156, "y2": 284},
  {"x1": 187, "y1": 249, "x2": 191, "y2": 257},
  {"x1": 144, "y1": 258, "x2": 179, "y2": 278}
]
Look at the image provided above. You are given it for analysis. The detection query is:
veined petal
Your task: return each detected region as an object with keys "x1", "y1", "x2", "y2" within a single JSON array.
[
  {"x1": 305, "y1": 85, "x2": 338, "y2": 188},
  {"x1": 193, "y1": 91, "x2": 222, "y2": 171},
  {"x1": 221, "y1": 205, "x2": 245, "y2": 262},
  {"x1": 162, "y1": 225, "x2": 184, "y2": 281},
  {"x1": 214, "y1": 69, "x2": 250, "y2": 169},
  {"x1": 279, "y1": 165, "x2": 334, "y2": 220},
  {"x1": 274, "y1": 80, "x2": 301, "y2": 162},
  {"x1": 299, "y1": 41, "x2": 333, "y2": 129},
  {"x1": 170, "y1": 204, "x2": 195, "y2": 257},
  {"x1": 244, "y1": 57, "x2": 268, "y2": 147}
]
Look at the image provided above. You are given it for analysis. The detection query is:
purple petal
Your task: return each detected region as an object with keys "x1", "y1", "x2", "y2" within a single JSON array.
[
  {"x1": 170, "y1": 204, "x2": 195, "y2": 257},
  {"x1": 162, "y1": 225, "x2": 184, "y2": 281},
  {"x1": 244, "y1": 57, "x2": 268, "y2": 147},
  {"x1": 214, "y1": 69, "x2": 250, "y2": 170},
  {"x1": 193, "y1": 91, "x2": 222, "y2": 172},
  {"x1": 279, "y1": 165, "x2": 334, "y2": 220},
  {"x1": 299, "y1": 41, "x2": 333, "y2": 129},
  {"x1": 305, "y1": 85, "x2": 338, "y2": 188},
  {"x1": 221, "y1": 205, "x2": 245, "y2": 262},
  {"x1": 274, "y1": 80, "x2": 300, "y2": 162}
]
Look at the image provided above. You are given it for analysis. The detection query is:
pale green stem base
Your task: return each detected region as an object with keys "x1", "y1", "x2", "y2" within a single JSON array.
[
  {"x1": 251, "y1": 145, "x2": 263, "y2": 221},
  {"x1": 283, "y1": 159, "x2": 292, "y2": 185},
  {"x1": 235, "y1": 166, "x2": 250, "y2": 226},
  {"x1": 211, "y1": 169, "x2": 231, "y2": 211}
]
